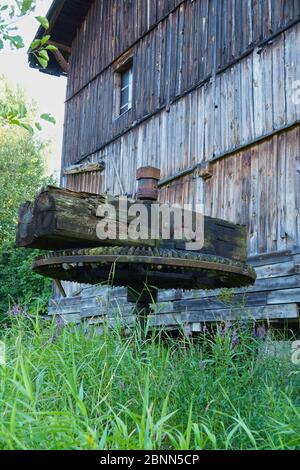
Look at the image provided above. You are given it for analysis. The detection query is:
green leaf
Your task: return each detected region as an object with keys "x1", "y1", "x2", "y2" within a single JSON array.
[
  {"x1": 20, "y1": 0, "x2": 35, "y2": 15},
  {"x1": 35, "y1": 16, "x2": 49, "y2": 31},
  {"x1": 40, "y1": 113, "x2": 56, "y2": 125},
  {"x1": 18, "y1": 104, "x2": 27, "y2": 118},
  {"x1": 38, "y1": 49, "x2": 49, "y2": 61},
  {"x1": 30, "y1": 39, "x2": 41, "y2": 50},
  {"x1": 35, "y1": 122, "x2": 42, "y2": 131},
  {"x1": 10, "y1": 118, "x2": 21, "y2": 126},
  {"x1": 0, "y1": 38, "x2": 3, "y2": 50},
  {"x1": 45, "y1": 44, "x2": 57, "y2": 52},
  {"x1": 36, "y1": 56, "x2": 48, "y2": 69},
  {"x1": 40, "y1": 34, "x2": 50, "y2": 45},
  {"x1": 20, "y1": 123, "x2": 34, "y2": 134},
  {"x1": 3, "y1": 34, "x2": 24, "y2": 49}
]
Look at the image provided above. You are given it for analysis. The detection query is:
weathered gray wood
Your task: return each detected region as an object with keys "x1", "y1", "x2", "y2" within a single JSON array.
[
  {"x1": 156, "y1": 292, "x2": 268, "y2": 313},
  {"x1": 66, "y1": 303, "x2": 298, "y2": 325},
  {"x1": 254, "y1": 261, "x2": 297, "y2": 279},
  {"x1": 63, "y1": 161, "x2": 105, "y2": 176},
  {"x1": 152, "y1": 304, "x2": 299, "y2": 323},
  {"x1": 268, "y1": 288, "x2": 300, "y2": 305},
  {"x1": 60, "y1": 314, "x2": 82, "y2": 324}
]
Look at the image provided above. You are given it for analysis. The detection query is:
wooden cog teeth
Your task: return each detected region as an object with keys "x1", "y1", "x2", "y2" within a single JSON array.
[{"x1": 40, "y1": 245, "x2": 255, "y2": 274}]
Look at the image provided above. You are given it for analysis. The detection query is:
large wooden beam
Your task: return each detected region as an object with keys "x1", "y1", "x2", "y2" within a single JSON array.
[
  {"x1": 16, "y1": 186, "x2": 247, "y2": 261},
  {"x1": 52, "y1": 48, "x2": 69, "y2": 73}
]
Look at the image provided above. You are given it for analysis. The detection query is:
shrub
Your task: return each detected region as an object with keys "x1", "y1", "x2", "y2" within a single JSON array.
[{"x1": 0, "y1": 241, "x2": 52, "y2": 317}]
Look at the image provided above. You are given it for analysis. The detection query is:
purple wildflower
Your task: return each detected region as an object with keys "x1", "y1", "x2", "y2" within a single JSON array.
[
  {"x1": 219, "y1": 321, "x2": 239, "y2": 348},
  {"x1": 252, "y1": 323, "x2": 266, "y2": 340},
  {"x1": 8, "y1": 305, "x2": 28, "y2": 317},
  {"x1": 231, "y1": 330, "x2": 239, "y2": 348},
  {"x1": 220, "y1": 321, "x2": 233, "y2": 337}
]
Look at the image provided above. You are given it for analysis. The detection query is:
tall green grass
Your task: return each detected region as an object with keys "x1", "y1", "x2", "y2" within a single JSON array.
[{"x1": 0, "y1": 315, "x2": 299, "y2": 450}]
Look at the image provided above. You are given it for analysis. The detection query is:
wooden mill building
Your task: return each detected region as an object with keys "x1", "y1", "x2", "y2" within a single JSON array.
[{"x1": 30, "y1": 0, "x2": 300, "y2": 331}]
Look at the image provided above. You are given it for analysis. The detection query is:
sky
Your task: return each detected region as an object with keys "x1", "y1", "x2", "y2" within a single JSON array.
[{"x1": 0, "y1": 0, "x2": 67, "y2": 176}]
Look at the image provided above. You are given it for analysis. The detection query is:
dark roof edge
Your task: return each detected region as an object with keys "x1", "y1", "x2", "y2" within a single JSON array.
[{"x1": 28, "y1": 0, "x2": 94, "y2": 77}]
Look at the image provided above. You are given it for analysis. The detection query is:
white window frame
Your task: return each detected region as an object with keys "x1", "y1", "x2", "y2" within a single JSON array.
[
  {"x1": 113, "y1": 51, "x2": 134, "y2": 119},
  {"x1": 119, "y1": 66, "x2": 133, "y2": 115}
]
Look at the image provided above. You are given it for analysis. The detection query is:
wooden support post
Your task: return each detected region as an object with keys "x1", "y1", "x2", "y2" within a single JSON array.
[
  {"x1": 53, "y1": 49, "x2": 69, "y2": 73},
  {"x1": 54, "y1": 279, "x2": 67, "y2": 298}
]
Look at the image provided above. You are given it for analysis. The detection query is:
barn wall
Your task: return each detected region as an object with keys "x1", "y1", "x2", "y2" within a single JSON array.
[
  {"x1": 67, "y1": 0, "x2": 300, "y2": 98},
  {"x1": 63, "y1": 124, "x2": 300, "y2": 258},
  {"x1": 63, "y1": 20, "x2": 300, "y2": 257},
  {"x1": 62, "y1": 0, "x2": 300, "y2": 168},
  {"x1": 54, "y1": 1, "x2": 300, "y2": 322}
]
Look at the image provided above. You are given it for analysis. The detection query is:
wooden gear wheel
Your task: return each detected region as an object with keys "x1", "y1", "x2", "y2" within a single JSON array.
[{"x1": 33, "y1": 246, "x2": 256, "y2": 292}]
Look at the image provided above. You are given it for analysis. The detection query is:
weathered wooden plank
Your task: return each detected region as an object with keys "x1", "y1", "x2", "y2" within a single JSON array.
[
  {"x1": 157, "y1": 291, "x2": 268, "y2": 313},
  {"x1": 63, "y1": 161, "x2": 105, "y2": 176},
  {"x1": 49, "y1": 301, "x2": 299, "y2": 324},
  {"x1": 254, "y1": 260, "x2": 296, "y2": 279},
  {"x1": 268, "y1": 288, "x2": 300, "y2": 305},
  {"x1": 149, "y1": 304, "x2": 299, "y2": 324}
]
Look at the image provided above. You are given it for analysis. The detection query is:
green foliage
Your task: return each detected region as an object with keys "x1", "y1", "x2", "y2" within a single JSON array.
[
  {"x1": 0, "y1": 97, "x2": 56, "y2": 134},
  {"x1": 0, "y1": 242, "x2": 52, "y2": 315},
  {"x1": 35, "y1": 14, "x2": 49, "y2": 30},
  {"x1": 40, "y1": 112, "x2": 56, "y2": 125},
  {"x1": 0, "y1": 321, "x2": 299, "y2": 450},
  {"x1": 0, "y1": 1, "x2": 57, "y2": 131},
  {"x1": 218, "y1": 288, "x2": 234, "y2": 305},
  {"x1": 0, "y1": 1, "x2": 53, "y2": 54},
  {"x1": 0, "y1": 87, "x2": 49, "y2": 241},
  {"x1": 0, "y1": 81, "x2": 53, "y2": 314}
]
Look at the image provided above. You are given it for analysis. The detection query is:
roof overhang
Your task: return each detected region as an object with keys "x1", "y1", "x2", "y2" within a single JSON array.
[{"x1": 28, "y1": 0, "x2": 95, "y2": 77}]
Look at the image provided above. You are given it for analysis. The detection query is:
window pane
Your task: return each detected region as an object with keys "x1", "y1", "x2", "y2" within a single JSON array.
[
  {"x1": 118, "y1": 64, "x2": 133, "y2": 116},
  {"x1": 120, "y1": 85, "x2": 129, "y2": 109},
  {"x1": 120, "y1": 103, "x2": 128, "y2": 115},
  {"x1": 121, "y1": 69, "x2": 130, "y2": 89}
]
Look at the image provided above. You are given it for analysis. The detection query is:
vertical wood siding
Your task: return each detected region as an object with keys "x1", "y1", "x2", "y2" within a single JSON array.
[
  {"x1": 63, "y1": 6, "x2": 300, "y2": 168},
  {"x1": 67, "y1": 0, "x2": 300, "y2": 99},
  {"x1": 63, "y1": 21, "x2": 300, "y2": 175},
  {"x1": 205, "y1": 127, "x2": 300, "y2": 256}
]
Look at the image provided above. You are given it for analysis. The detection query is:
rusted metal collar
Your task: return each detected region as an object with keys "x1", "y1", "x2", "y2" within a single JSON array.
[{"x1": 136, "y1": 166, "x2": 161, "y2": 201}]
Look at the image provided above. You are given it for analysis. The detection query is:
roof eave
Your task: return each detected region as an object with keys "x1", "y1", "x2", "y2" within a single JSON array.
[{"x1": 28, "y1": 0, "x2": 94, "y2": 77}]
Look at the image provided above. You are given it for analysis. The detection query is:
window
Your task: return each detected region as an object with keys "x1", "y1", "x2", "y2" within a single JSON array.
[
  {"x1": 113, "y1": 53, "x2": 134, "y2": 119},
  {"x1": 119, "y1": 65, "x2": 133, "y2": 115}
]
